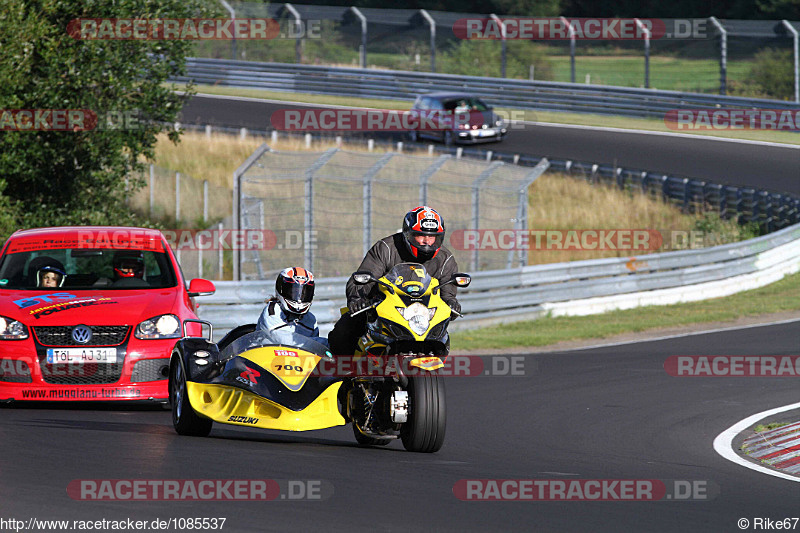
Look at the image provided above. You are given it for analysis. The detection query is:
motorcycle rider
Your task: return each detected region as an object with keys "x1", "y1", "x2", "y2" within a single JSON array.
[
  {"x1": 257, "y1": 267, "x2": 328, "y2": 347},
  {"x1": 328, "y1": 205, "x2": 461, "y2": 356}
]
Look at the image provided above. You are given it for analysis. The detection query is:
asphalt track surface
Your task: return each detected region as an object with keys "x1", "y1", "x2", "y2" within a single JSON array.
[
  {"x1": 2, "y1": 321, "x2": 799, "y2": 532},
  {"x1": 1, "y1": 95, "x2": 797, "y2": 532},
  {"x1": 180, "y1": 94, "x2": 800, "y2": 196}
]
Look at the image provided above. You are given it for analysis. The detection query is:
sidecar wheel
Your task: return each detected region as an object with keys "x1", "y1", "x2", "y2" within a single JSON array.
[
  {"x1": 400, "y1": 374, "x2": 446, "y2": 453},
  {"x1": 170, "y1": 357, "x2": 212, "y2": 437}
]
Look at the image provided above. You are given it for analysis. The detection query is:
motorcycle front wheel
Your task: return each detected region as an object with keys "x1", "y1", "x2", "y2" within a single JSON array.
[{"x1": 400, "y1": 374, "x2": 446, "y2": 453}]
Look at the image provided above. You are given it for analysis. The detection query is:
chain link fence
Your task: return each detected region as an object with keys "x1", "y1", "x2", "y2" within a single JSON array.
[
  {"x1": 129, "y1": 164, "x2": 233, "y2": 280},
  {"x1": 234, "y1": 146, "x2": 548, "y2": 280}
]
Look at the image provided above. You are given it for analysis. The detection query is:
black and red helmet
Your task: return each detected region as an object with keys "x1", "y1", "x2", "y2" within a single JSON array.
[
  {"x1": 276, "y1": 267, "x2": 315, "y2": 315},
  {"x1": 113, "y1": 251, "x2": 145, "y2": 279},
  {"x1": 402, "y1": 205, "x2": 446, "y2": 260}
]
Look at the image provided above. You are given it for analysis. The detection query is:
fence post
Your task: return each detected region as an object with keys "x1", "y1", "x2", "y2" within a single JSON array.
[
  {"x1": 285, "y1": 3, "x2": 303, "y2": 64},
  {"x1": 362, "y1": 153, "x2": 395, "y2": 256},
  {"x1": 219, "y1": 0, "x2": 236, "y2": 60},
  {"x1": 419, "y1": 155, "x2": 450, "y2": 206},
  {"x1": 784, "y1": 20, "x2": 799, "y2": 103},
  {"x1": 420, "y1": 9, "x2": 436, "y2": 72},
  {"x1": 233, "y1": 143, "x2": 272, "y2": 281},
  {"x1": 149, "y1": 164, "x2": 154, "y2": 216},
  {"x1": 471, "y1": 162, "x2": 504, "y2": 272},
  {"x1": 709, "y1": 17, "x2": 727, "y2": 95},
  {"x1": 490, "y1": 14, "x2": 507, "y2": 78},
  {"x1": 218, "y1": 222, "x2": 224, "y2": 279},
  {"x1": 304, "y1": 149, "x2": 338, "y2": 271},
  {"x1": 635, "y1": 19, "x2": 650, "y2": 88},
  {"x1": 203, "y1": 180, "x2": 209, "y2": 223},
  {"x1": 175, "y1": 172, "x2": 180, "y2": 222},
  {"x1": 513, "y1": 158, "x2": 550, "y2": 268},
  {"x1": 561, "y1": 17, "x2": 576, "y2": 83},
  {"x1": 351, "y1": 7, "x2": 367, "y2": 68}
]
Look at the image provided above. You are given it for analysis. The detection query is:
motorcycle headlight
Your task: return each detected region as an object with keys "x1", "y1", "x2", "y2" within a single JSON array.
[
  {"x1": 396, "y1": 303, "x2": 436, "y2": 336},
  {"x1": 135, "y1": 314, "x2": 181, "y2": 340},
  {"x1": 0, "y1": 316, "x2": 28, "y2": 340}
]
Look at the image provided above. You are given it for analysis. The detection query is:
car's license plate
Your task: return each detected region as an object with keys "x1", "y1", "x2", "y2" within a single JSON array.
[
  {"x1": 46, "y1": 348, "x2": 117, "y2": 364},
  {"x1": 479, "y1": 129, "x2": 494, "y2": 137}
]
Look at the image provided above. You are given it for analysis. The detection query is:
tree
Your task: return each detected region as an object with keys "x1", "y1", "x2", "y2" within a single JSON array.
[{"x1": 0, "y1": 0, "x2": 219, "y2": 231}]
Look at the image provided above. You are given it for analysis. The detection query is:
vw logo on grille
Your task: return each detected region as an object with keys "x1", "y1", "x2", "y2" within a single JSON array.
[{"x1": 71, "y1": 325, "x2": 92, "y2": 344}]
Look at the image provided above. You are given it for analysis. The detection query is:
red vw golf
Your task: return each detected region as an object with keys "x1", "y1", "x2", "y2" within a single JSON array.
[{"x1": 0, "y1": 227, "x2": 215, "y2": 403}]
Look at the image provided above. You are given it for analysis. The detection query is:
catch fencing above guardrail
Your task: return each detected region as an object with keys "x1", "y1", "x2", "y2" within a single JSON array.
[
  {"x1": 197, "y1": 220, "x2": 800, "y2": 337},
  {"x1": 175, "y1": 57, "x2": 800, "y2": 119}
]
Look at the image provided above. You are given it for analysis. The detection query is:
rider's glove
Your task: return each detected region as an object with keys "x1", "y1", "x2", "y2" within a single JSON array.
[
  {"x1": 446, "y1": 299, "x2": 462, "y2": 319},
  {"x1": 349, "y1": 298, "x2": 374, "y2": 315}
]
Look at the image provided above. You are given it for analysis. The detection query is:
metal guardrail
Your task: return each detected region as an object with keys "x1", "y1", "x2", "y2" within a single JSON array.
[
  {"x1": 197, "y1": 221, "x2": 800, "y2": 337},
  {"x1": 175, "y1": 57, "x2": 800, "y2": 118}
]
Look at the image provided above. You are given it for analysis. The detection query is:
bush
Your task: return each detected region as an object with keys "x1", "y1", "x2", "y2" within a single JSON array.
[
  {"x1": 739, "y1": 48, "x2": 794, "y2": 100},
  {"x1": 438, "y1": 40, "x2": 553, "y2": 80}
]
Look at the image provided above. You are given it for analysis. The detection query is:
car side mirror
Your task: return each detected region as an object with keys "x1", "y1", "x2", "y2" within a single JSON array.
[{"x1": 188, "y1": 278, "x2": 216, "y2": 297}]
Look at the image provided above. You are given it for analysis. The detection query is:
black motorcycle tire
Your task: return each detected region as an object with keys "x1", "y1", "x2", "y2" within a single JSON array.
[
  {"x1": 400, "y1": 374, "x2": 446, "y2": 453},
  {"x1": 170, "y1": 356, "x2": 213, "y2": 437},
  {"x1": 352, "y1": 422, "x2": 391, "y2": 446}
]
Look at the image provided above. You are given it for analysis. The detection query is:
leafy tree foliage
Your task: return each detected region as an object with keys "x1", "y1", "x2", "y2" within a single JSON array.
[{"x1": 0, "y1": 0, "x2": 219, "y2": 234}]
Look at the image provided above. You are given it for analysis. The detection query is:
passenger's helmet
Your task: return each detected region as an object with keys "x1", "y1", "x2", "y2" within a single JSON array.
[
  {"x1": 37, "y1": 265, "x2": 66, "y2": 287},
  {"x1": 113, "y1": 251, "x2": 145, "y2": 279},
  {"x1": 402, "y1": 206, "x2": 445, "y2": 260},
  {"x1": 276, "y1": 267, "x2": 315, "y2": 315}
]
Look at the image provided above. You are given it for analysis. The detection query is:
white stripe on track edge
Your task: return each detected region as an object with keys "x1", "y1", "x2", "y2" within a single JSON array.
[{"x1": 713, "y1": 402, "x2": 800, "y2": 483}]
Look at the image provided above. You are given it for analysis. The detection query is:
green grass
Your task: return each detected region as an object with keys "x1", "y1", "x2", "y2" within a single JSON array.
[
  {"x1": 548, "y1": 55, "x2": 752, "y2": 93},
  {"x1": 449, "y1": 270, "x2": 800, "y2": 350},
  {"x1": 752, "y1": 423, "x2": 789, "y2": 433},
  {"x1": 173, "y1": 83, "x2": 800, "y2": 146}
]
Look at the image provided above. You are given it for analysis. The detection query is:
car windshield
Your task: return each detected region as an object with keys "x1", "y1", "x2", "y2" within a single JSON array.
[
  {"x1": 384, "y1": 262, "x2": 432, "y2": 296},
  {"x1": 0, "y1": 248, "x2": 177, "y2": 290},
  {"x1": 443, "y1": 97, "x2": 490, "y2": 112},
  {"x1": 220, "y1": 329, "x2": 331, "y2": 361}
]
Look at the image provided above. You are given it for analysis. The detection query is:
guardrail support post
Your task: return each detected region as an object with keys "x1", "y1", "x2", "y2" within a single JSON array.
[
  {"x1": 709, "y1": 17, "x2": 727, "y2": 95},
  {"x1": 784, "y1": 20, "x2": 799, "y2": 103},
  {"x1": 351, "y1": 7, "x2": 367, "y2": 68}
]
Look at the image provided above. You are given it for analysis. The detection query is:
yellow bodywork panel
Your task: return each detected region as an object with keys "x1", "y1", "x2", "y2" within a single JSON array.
[
  {"x1": 239, "y1": 346, "x2": 322, "y2": 392},
  {"x1": 186, "y1": 381, "x2": 346, "y2": 431}
]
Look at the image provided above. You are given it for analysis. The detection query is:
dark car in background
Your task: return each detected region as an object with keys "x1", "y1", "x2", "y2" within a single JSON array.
[{"x1": 407, "y1": 92, "x2": 508, "y2": 145}]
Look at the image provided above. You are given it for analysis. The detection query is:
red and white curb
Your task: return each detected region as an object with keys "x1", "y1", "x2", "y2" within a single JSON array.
[
  {"x1": 714, "y1": 401, "x2": 800, "y2": 482},
  {"x1": 741, "y1": 421, "x2": 800, "y2": 474}
]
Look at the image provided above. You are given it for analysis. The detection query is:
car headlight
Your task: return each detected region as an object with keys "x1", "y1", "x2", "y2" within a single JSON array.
[
  {"x1": 135, "y1": 314, "x2": 181, "y2": 340},
  {"x1": 495, "y1": 119, "x2": 504, "y2": 127},
  {"x1": 0, "y1": 316, "x2": 28, "y2": 340},
  {"x1": 396, "y1": 303, "x2": 436, "y2": 336}
]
